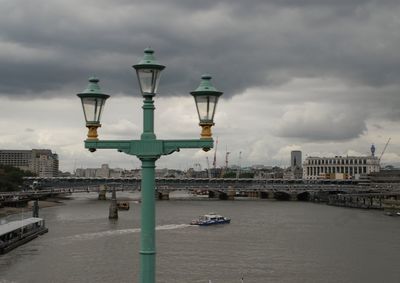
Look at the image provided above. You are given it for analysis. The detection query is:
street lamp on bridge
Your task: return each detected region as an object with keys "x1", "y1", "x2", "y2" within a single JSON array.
[{"x1": 77, "y1": 48, "x2": 223, "y2": 283}]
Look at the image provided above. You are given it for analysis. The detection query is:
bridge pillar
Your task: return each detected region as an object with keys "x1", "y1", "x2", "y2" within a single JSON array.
[
  {"x1": 207, "y1": 190, "x2": 228, "y2": 200},
  {"x1": 158, "y1": 191, "x2": 170, "y2": 200},
  {"x1": 267, "y1": 191, "x2": 275, "y2": 199},
  {"x1": 98, "y1": 184, "x2": 107, "y2": 200},
  {"x1": 259, "y1": 191, "x2": 269, "y2": 199},
  {"x1": 289, "y1": 192, "x2": 298, "y2": 200},
  {"x1": 218, "y1": 192, "x2": 228, "y2": 200},
  {"x1": 248, "y1": 191, "x2": 259, "y2": 198},
  {"x1": 109, "y1": 187, "x2": 118, "y2": 219},
  {"x1": 208, "y1": 191, "x2": 216, "y2": 198},
  {"x1": 227, "y1": 188, "x2": 235, "y2": 200},
  {"x1": 32, "y1": 199, "x2": 39, "y2": 217}
]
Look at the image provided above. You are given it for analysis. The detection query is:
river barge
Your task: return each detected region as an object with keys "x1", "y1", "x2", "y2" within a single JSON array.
[{"x1": 0, "y1": 217, "x2": 48, "y2": 254}]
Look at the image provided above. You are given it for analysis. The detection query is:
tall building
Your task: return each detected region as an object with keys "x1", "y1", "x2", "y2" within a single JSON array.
[
  {"x1": 303, "y1": 155, "x2": 380, "y2": 180},
  {"x1": 0, "y1": 149, "x2": 59, "y2": 177},
  {"x1": 284, "y1": 150, "x2": 303, "y2": 179},
  {"x1": 291, "y1": 151, "x2": 302, "y2": 168}
]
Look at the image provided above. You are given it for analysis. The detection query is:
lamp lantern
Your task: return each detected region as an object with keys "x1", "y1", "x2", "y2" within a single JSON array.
[
  {"x1": 133, "y1": 48, "x2": 165, "y2": 95},
  {"x1": 77, "y1": 77, "x2": 110, "y2": 140},
  {"x1": 190, "y1": 74, "x2": 223, "y2": 139}
]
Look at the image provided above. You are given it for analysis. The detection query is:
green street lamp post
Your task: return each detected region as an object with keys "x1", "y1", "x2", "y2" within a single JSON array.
[{"x1": 77, "y1": 48, "x2": 223, "y2": 283}]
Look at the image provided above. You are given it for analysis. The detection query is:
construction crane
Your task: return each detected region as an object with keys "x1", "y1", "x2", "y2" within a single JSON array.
[
  {"x1": 225, "y1": 149, "x2": 230, "y2": 169},
  {"x1": 220, "y1": 147, "x2": 230, "y2": 178},
  {"x1": 379, "y1": 137, "x2": 391, "y2": 162},
  {"x1": 236, "y1": 151, "x2": 242, "y2": 179},
  {"x1": 212, "y1": 137, "x2": 218, "y2": 170}
]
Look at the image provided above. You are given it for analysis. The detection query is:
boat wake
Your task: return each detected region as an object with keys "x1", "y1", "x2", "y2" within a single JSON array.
[{"x1": 65, "y1": 224, "x2": 192, "y2": 241}]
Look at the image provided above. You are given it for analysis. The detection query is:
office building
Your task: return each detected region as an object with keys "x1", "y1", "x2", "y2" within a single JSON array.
[
  {"x1": 291, "y1": 150, "x2": 302, "y2": 168},
  {"x1": 0, "y1": 149, "x2": 59, "y2": 177},
  {"x1": 283, "y1": 151, "x2": 303, "y2": 179},
  {"x1": 303, "y1": 155, "x2": 380, "y2": 180}
]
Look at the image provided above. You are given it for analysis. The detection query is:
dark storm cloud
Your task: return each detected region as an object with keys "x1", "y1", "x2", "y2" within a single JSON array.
[
  {"x1": 276, "y1": 106, "x2": 368, "y2": 142},
  {"x1": 1, "y1": 0, "x2": 400, "y2": 103}
]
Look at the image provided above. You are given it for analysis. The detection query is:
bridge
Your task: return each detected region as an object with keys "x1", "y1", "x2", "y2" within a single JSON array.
[
  {"x1": 1, "y1": 176, "x2": 397, "y2": 213},
  {"x1": 23, "y1": 176, "x2": 365, "y2": 189},
  {"x1": 20, "y1": 176, "x2": 370, "y2": 198},
  {"x1": 0, "y1": 176, "x2": 388, "y2": 200}
]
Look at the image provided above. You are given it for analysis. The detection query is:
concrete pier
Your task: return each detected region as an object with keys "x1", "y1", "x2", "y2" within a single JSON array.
[
  {"x1": 32, "y1": 199, "x2": 39, "y2": 217},
  {"x1": 328, "y1": 192, "x2": 400, "y2": 210},
  {"x1": 109, "y1": 187, "x2": 118, "y2": 219},
  {"x1": 157, "y1": 191, "x2": 170, "y2": 200},
  {"x1": 98, "y1": 184, "x2": 107, "y2": 200},
  {"x1": 227, "y1": 188, "x2": 235, "y2": 200}
]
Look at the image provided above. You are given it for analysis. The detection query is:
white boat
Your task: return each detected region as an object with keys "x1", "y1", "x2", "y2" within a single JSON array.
[
  {"x1": 190, "y1": 213, "x2": 231, "y2": 226},
  {"x1": 0, "y1": 217, "x2": 48, "y2": 254}
]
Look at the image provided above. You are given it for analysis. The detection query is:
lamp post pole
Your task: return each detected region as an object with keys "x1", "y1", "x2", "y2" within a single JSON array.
[{"x1": 77, "y1": 48, "x2": 222, "y2": 283}]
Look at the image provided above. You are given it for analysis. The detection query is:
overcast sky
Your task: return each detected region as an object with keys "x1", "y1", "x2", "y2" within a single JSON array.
[{"x1": 1, "y1": 0, "x2": 400, "y2": 172}]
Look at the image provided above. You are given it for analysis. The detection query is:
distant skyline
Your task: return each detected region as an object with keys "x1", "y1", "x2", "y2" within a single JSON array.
[{"x1": 1, "y1": 0, "x2": 400, "y2": 172}]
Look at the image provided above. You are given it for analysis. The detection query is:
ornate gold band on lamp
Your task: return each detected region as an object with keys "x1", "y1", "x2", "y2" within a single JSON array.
[
  {"x1": 86, "y1": 124, "x2": 100, "y2": 140},
  {"x1": 190, "y1": 74, "x2": 223, "y2": 139},
  {"x1": 77, "y1": 77, "x2": 110, "y2": 140},
  {"x1": 199, "y1": 123, "x2": 213, "y2": 139}
]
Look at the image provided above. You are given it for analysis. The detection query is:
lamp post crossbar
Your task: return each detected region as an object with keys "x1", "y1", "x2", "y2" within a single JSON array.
[{"x1": 85, "y1": 139, "x2": 213, "y2": 156}]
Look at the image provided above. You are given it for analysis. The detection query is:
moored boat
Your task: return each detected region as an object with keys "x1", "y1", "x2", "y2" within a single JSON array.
[
  {"x1": 117, "y1": 201, "x2": 130, "y2": 210},
  {"x1": 0, "y1": 217, "x2": 48, "y2": 254},
  {"x1": 190, "y1": 213, "x2": 230, "y2": 226}
]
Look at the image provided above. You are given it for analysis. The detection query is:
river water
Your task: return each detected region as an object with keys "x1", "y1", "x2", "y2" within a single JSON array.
[{"x1": 0, "y1": 192, "x2": 399, "y2": 283}]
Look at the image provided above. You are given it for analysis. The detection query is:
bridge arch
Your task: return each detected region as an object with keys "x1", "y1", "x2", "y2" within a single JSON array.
[
  {"x1": 296, "y1": 191, "x2": 310, "y2": 201},
  {"x1": 273, "y1": 191, "x2": 291, "y2": 201}
]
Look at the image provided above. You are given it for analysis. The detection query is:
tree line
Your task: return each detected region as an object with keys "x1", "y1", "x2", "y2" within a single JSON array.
[{"x1": 0, "y1": 165, "x2": 36, "y2": 192}]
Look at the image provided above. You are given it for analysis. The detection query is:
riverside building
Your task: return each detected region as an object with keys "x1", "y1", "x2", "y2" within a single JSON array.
[
  {"x1": 0, "y1": 149, "x2": 59, "y2": 177},
  {"x1": 303, "y1": 154, "x2": 380, "y2": 180},
  {"x1": 283, "y1": 150, "x2": 303, "y2": 179},
  {"x1": 291, "y1": 150, "x2": 302, "y2": 168}
]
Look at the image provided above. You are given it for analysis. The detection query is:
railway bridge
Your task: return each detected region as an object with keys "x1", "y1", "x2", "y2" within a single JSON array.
[
  {"x1": 15, "y1": 176, "x2": 379, "y2": 201},
  {"x1": 0, "y1": 176, "x2": 395, "y2": 207}
]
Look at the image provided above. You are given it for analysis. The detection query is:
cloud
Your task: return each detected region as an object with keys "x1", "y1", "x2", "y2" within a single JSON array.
[
  {"x1": 275, "y1": 103, "x2": 367, "y2": 141},
  {"x1": 1, "y1": 0, "x2": 400, "y2": 99},
  {"x1": 1, "y1": 0, "x2": 400, "y2": 171}
]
